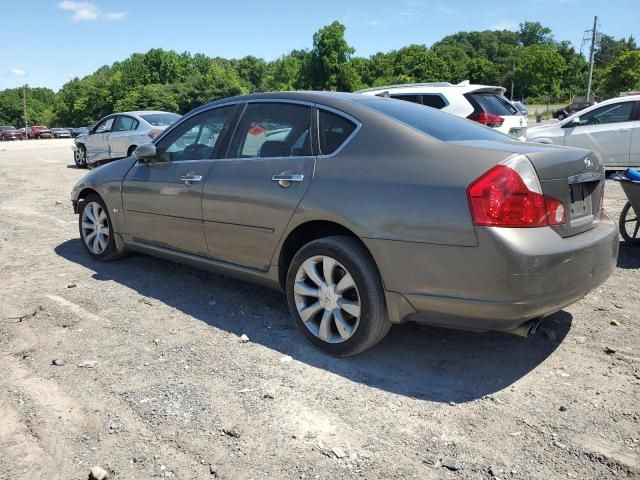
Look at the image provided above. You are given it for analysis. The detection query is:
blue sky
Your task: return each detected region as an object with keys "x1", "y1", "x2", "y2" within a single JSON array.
[{"x1": 1, "y1": 0, "x2": 638, "y2": 91}]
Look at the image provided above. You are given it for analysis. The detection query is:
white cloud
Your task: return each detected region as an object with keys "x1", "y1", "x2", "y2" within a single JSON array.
[
  {"x1": 10, "y1": 68, "x2": 26, "y2": 77},
  {"x1": 103, "y1": 11, "x2": 127, "y2": 21},
  {"x1": 57, "y1": 1, "x2": 126, "y2": 22},
  {"x1": 490, "y1": 19, "x2": 518, "y2": 31}
]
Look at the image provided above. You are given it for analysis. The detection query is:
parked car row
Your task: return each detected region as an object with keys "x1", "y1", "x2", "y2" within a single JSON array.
[
  {"x1": 70, "y1": 90, "x2": 618, "y2": 356},
  {"x1": 0, "y1": 125, "x2": 90, "y2": 140}
]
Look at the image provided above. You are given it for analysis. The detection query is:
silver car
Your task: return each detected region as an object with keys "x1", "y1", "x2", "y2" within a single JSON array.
[
  {"x1": 72, "y1": 111, "x2": 180, "y2": 168},
  {"x1": 70, "y1": 92, "x2": 618, "y2": 356}
]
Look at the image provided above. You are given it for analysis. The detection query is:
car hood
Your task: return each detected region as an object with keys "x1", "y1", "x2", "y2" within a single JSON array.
[{"x1": 527, "y1": 122, "x2": 565, "y2": 134}]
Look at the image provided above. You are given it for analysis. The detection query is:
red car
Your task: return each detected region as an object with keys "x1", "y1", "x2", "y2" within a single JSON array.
[
  {"x1": 0, "y1": 126, "x2": 24, "y2": 141},
  {"x1": 26, "y1": 126, "x2": 53, "y2": 139}
]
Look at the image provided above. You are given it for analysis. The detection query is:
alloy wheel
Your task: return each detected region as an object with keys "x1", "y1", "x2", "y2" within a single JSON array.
[
  {"x1": 81, "y1": 201, "x2": 110, "y2": 254},
  {"x1": 293, "y1": 255, "x2": 361, "y2": 343},
  {"x1": 74, "y1": 147, "x2": 86, "y2": 166}
]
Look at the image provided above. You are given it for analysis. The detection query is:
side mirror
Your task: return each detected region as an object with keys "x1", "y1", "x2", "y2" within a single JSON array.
[{"x1": 133, "y1": 143, "x2": 157, "y2": 162}]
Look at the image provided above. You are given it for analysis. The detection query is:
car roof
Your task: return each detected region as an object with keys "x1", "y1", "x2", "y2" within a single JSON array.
[
  {"x1": 197, "y1": 91, "x2": 377, "y2": 113},
  {"x1": 356, "y1": 81, "x2": 507, "y2": 95},
  {"x1": 592, "y1": 95, "x2": 640, "y2": 106},
  {"x1": 119, "y1": 111, "x2": 178, "y2": 117}
]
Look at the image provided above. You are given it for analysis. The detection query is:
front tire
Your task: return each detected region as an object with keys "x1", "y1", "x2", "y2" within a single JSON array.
[
  {"x1": 286, "y1": 236, "x2": 391, "y2": 356},
  {"x1": 78, "y1": 195, "x2": 119, "y2": 261},
  {"x1": 74, "y1": 145, "x2": 87, "y2": 168}
]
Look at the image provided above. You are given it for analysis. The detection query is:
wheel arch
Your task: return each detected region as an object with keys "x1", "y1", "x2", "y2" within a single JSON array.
[{"x1": 276, "y1": 220, "x2": 380, "y2": 290}]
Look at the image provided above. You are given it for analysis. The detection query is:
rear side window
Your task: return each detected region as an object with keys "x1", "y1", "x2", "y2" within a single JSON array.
[
  {"x1": 390, "y1": 94, "x2": 422, "y2": 104},
  {"x1": 422, "y1": 94, "x2": 446, "y2": 109},
  {"x1": 468, "y1": 93, "x2": 518, "y2": 116},
  {"x1": 319, "y1": 110, "x2": 357, "y2": 155},
  {"x1": 228, "y1": 103, "x2": 312, "y2": 158},
  {"x1": 141, "y1": 113, "x2": 181, "y2": 127},
  {"x1": 113, "y1": 116, "x2": 139, "y2": 132},
  {"x1": 353, "y1": 97, "x2": 509, "y2": 142}
]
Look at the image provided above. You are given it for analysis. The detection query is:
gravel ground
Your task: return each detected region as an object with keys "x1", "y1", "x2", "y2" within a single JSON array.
[{"x1": 0, "y1": 139, "x2": 638, "y2": 480}]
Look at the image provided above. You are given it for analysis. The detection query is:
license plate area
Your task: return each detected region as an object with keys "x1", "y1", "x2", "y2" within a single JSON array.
[{"x1": 569, "y1": 181, "x2": 596, "y2": 221}]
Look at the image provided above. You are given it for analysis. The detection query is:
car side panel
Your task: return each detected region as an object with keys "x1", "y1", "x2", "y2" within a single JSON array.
[
  {"x1": 280, "y1": 111, "x2": 507, "y2": 253},
  {"x1": 630, "y1": 120, "x2": 640, "y2": 167}
]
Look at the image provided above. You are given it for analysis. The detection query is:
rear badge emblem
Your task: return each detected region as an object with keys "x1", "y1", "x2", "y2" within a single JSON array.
[{"x1": 584, "y1": 157, "x2": 593, "y2": 169}]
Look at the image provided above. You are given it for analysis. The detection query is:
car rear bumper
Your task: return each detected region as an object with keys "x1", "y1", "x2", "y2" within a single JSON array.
[{"x1": 365, "y1": 212, "x2": 618, "y2": 332}]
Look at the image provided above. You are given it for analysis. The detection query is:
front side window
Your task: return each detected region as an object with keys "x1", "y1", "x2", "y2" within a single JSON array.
[
  {"x1": 94, "y1": 118, "x2": 114, "y2": 133},
  {"x1": 228, "y1": 103, "x2": 312, "y2": 158},
  {"x1": 113, "y1": 116, "x2": 138, "y2": 132},
  {"x1": 578, "y1": 102, "x2": 634, "y2": 125},
  {"x1": 319, "y1": 110, "x2": 357, "y2": 155},
  {"x1": 156, "y1": 106, "x2": 234, "y2": 161}
]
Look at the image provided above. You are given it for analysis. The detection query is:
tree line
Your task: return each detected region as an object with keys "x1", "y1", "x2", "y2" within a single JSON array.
[{"x1": 0, "y1": 21, "x2": 638, "y2": 128}]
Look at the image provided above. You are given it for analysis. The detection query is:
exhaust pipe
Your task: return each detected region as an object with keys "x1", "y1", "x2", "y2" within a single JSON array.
[{"x1": 507, "y1": 318, "x2": 543, "y2": 337}]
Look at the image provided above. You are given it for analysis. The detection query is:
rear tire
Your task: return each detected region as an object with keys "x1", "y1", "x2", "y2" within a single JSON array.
[
  {"x1": 286, "y1": 236, "x2": 391, "y2": 356},
  {"x1": 619, "y1": 202, "x2": 640, "y2": 245}
]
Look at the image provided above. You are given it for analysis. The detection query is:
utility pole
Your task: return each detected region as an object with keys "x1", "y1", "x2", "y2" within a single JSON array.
[
  {"x1": 23, "y1": 84, "x2": 28, "y2": 140},
  {"x1": 586, "y1": 15, "x2": 597, "y2": 102},
  {"x1": 510, "y1": 58, "x2": 515, "y2": 101}
]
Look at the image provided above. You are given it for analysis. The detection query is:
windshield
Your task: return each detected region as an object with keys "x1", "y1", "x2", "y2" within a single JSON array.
[
  {"x1": 352, "y1": 97, "x2": 511, "y2": 142},
  {"x1": 141, "y1": 113, "x2": 181, "y2": 127}
]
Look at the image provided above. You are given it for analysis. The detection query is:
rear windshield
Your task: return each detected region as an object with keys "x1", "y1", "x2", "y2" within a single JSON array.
[
  {"x1": 352, "y1": 97, "x2": 510, "y2": 142},
  {"x1": 141, "y1": 113, "x2": 181, "y2": 127},
  {"x1": 469, "y1": 93, "x2": 518, "y2": 116}
]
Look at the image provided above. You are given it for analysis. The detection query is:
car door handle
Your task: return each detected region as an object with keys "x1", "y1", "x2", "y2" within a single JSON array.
[
  {"x1": 180, "y1": 175, "x2": 203, "y2": 185},
  {"x1": 272, "y1": 174, "x2": 304, "y2": 188}
]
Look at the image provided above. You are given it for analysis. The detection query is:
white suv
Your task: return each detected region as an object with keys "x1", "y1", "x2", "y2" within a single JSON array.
[{"x1": 358, "y1": 81, "x2": 528, "y2": 140}]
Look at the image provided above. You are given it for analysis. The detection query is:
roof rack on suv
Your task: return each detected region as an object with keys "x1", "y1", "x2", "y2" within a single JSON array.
[{"x1": 356, "y1": 82, "x2": 455, "y2": 93}]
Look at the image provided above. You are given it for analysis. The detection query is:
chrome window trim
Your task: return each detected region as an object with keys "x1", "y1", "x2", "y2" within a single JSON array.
[{"x1": 315, "y1": 105, "x2": 362, "y2": 159}]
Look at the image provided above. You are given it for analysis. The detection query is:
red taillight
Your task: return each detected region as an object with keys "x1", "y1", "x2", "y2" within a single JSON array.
[
  {"x1": 468, "y1": 111, "x2": 504, "y2": 128},
  {"x1": 147, "y1": 129, "x2": 162, "y2": 139},
  {"x1": 467, "y1": 157, "x2": 566, "y2": 228}
]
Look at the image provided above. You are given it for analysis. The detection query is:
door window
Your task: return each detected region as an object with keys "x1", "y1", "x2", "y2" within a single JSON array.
[
  {"x1": 156, "y1": 106, "x2": 234, "y2": 161},
  {"x1": 94, "y1": 118, "x2": 114, "y2": 133},
  {"x1": 228, "y1": 103, "x2": 312, "y2": 158},
  {"x1": 318, "y1": 110, "x2": 357, "y2": 155},
  {"x1": 422, "y1": 94, "x2": 446, "y2": 109},
  {"x1": 113, "y1": 116, "x2": 138, "y2": 132},
  {"x1": 579, "y1": 102, "x2": 634, "y2": 125}
]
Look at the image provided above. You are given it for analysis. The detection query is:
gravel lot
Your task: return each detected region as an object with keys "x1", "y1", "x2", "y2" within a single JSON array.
[{"x1": 0, "y1": 139, "x2": 638, "y2": 480}]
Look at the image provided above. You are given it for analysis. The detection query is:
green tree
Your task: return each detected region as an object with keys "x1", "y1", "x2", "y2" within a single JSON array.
[
  {"x1": 307, "y1": 21, "x2": 356, "y2": 90},
  {"x1": 518, "y1": 21, "x2": 554, "y2": 47},
  {"x1": 601, "y1": 50, "x2": 640, "y2": 95},
  {"x1": 514, "y1": 44, "x2": 565, "y2": 98}
]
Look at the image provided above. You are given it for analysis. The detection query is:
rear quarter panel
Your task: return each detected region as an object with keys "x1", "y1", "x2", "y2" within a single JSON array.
[{"x1": 288, "y1": 106, "x2": 511, "y2": 248}]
